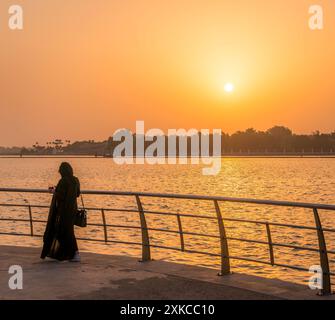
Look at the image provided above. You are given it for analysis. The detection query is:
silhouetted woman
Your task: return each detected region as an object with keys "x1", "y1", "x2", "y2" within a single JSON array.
[{"x1": 41, "y1": 162, "x2": 81, "y2": 262}]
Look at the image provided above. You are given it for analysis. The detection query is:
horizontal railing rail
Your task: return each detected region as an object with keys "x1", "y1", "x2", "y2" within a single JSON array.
[
  {"x1": 1, "y1": 187, "x2": 335, "y2": 210},
  {"x1": 0, "y1": 187, "x2": 334, "y2": 295}
]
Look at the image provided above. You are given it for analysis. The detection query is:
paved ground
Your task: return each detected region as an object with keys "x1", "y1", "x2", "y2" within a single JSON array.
[{"x1": 0, "y1": 245, "x2": 332, "y2": 300}]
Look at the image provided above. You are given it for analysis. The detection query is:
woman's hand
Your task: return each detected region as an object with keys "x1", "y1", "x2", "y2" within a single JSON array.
[{"x1": 48, "y1": 186, "x2": 55, "y2": 194}]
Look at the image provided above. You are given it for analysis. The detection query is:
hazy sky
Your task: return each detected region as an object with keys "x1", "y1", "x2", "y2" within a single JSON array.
[{"x1": 1, "y1": 0, "x2": 335, "y2": 146}]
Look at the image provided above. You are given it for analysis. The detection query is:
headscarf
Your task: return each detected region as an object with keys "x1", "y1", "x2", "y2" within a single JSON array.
[{"x1": 59, "y1": 162, "x2": 74, "y2": 177}]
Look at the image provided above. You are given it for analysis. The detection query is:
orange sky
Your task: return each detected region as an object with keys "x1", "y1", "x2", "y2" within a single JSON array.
[{"x1": 0, "y1": 0, "x2": 335, "y2": 146}]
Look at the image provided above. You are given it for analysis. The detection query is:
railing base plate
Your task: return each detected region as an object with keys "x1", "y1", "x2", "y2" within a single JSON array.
[
  {"x1": 138, "y1": 259, "x2": 154, "y2": 263},
  {"x1": 317, "y1": 290, "x2": 333, "y2": 296},
  {"x1": 217, "y1": 271, "x2": 232, "y2": 277}
]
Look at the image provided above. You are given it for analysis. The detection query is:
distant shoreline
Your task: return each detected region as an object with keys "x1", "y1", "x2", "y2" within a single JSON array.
[{"x1": 1, "y1": 154, "x2": 335, "y2": 159}]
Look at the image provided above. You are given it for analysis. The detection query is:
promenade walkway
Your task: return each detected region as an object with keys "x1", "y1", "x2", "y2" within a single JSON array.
[{"x1": 0, "y1": 245, "x2": 332, "y2": 300}]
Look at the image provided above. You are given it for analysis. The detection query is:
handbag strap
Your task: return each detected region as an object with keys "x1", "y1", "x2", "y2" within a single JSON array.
[{"x1": 80, "y1": 194, "x2": 85, "y2": 209}]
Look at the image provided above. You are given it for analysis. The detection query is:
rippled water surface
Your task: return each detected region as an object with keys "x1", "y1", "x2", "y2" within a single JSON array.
[{"x1": 1, "y1": 157, "x2": 335, "y2": 286}]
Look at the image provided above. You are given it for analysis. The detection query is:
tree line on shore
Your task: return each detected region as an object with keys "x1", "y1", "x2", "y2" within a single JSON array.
[{"x1": 1, "y1": 126, "x2": 335, "y2": 155}]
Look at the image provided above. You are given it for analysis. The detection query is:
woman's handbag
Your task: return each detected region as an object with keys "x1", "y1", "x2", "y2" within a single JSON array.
[{"x1": 74, "y1": 195, "x2": 87, "y2": 227}]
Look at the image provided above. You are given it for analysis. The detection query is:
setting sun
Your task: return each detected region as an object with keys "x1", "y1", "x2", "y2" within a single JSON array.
[{"x1": 224, "y1": 83, "x2": 235, "y2": 93}]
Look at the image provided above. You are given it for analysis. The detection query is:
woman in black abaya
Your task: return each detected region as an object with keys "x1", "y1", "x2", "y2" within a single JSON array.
[{"x1": 41, "y1": 162, "x2": 81, "y2": 262}]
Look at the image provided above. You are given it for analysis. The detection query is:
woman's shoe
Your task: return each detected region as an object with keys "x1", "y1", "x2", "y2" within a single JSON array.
[
  {"x1": 70, "y1": 251, "x2": 81, "y2": 262},
  {"x1": 44, "y1": 256, "x2": 58, "y2": 262}
]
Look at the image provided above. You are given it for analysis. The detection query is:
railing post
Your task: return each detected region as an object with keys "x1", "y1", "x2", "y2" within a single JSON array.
[
  {"x1": 176, "y1": 214, "x2": 185, "y2": 252},
  {"x1": 265, "y1": 223, "x2": 275, "y2": 266},
  {"x1": 313, "y1": 208, "x2": 331, "y2": 295},
  {"x1": 101, "y1": 209, "x2": 108, "y2": 243},
  {"x1": 28, "y1": 205, "x2": 34, "y2": 236},
  {"x1": 135, "y1": 195, "x2": 151, "y2": 262},
  {"x1": 214, "y1": 200, "x2": 230, "y2": 275}
]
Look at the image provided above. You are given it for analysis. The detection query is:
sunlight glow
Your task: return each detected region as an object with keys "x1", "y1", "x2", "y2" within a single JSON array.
[{"x1": 224, "y1": 83, "x2": 234, "y2": 93}]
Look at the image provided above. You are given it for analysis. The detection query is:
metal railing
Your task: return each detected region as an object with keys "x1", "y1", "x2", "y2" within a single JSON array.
[{"x1": 0, "y1": 187, "x2": 334, "y2": 295}]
